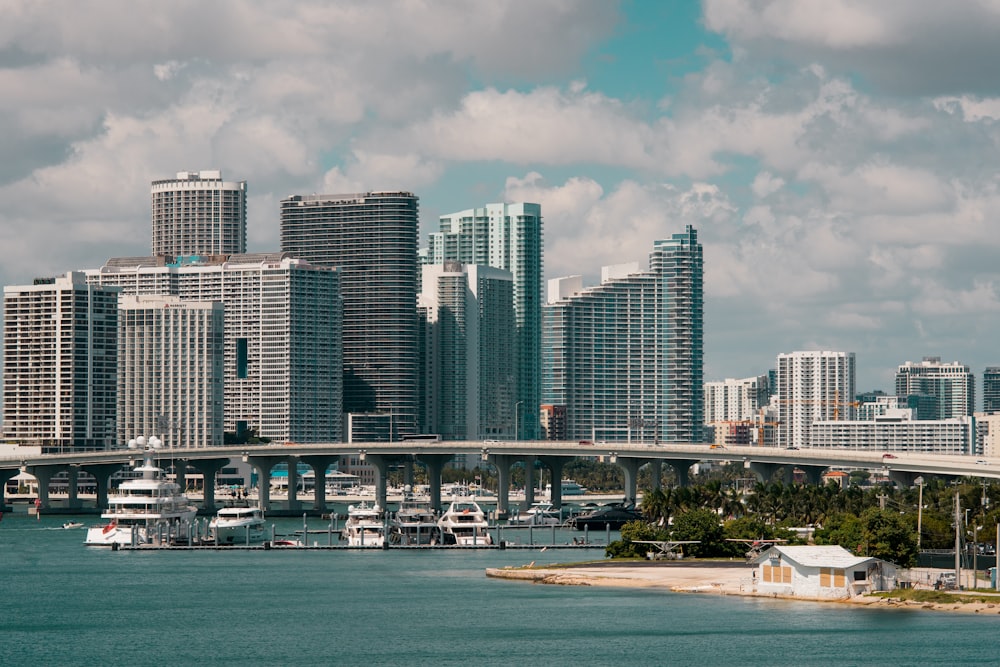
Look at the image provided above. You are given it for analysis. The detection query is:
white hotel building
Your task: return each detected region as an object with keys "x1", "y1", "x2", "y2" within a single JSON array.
[
  {"x1": 87, "y1": 253, "x2": 342, "y2": 444},
  {"x1": 777, "y1": 351, "x2": 856, "y2": 449},
  {"x1": 810, "y1": 409, "x2": 975, "y2": 455},
  {"x1": 118, "y1": 295, "x2": 224, "y2": 448}
]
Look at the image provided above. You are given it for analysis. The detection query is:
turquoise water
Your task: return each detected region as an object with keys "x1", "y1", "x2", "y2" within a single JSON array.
[{"x1": 1, "y1": 513, "x2": 998, "y2": 666}]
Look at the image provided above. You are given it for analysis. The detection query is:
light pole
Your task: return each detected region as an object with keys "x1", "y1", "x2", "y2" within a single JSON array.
[{"x1": 514, "y1": 401, "x2": 524, "y2": 441}]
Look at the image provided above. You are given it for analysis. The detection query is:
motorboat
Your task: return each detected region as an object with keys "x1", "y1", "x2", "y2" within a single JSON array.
[
  {"x1": 544, "y1": 479, "x2": 589, "y2": 496},
  {"x1": 62, "y1": 521, "x2": 84, "y2": 529},
  {"x1": 209, "y1": 506, "x2": 266, "y2": 545},
  {"x1": 566, "y1": 503, "x2": 643, "y2": 531},
  {"x1": 342, "y1": 502, "x2": 385, "y2": 547},
  {"x1": 389, "y1": 488, "x2": 440, "y2": 545},
  {"x1": 509, "y1": 502, "x2": 562, "y2": 526},
  {"x1": 438, "y1": 499, "x2": 492, "y2": 545},
  {"x1": 85, "y1": 436, "x2": 198, "y2": 546}
]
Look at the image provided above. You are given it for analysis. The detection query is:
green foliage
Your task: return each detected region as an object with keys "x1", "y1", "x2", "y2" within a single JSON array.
[
  {"x1": 671, "y1": 508, "x2": 724, "y2": 557},
  {"x1": 604, "y1": 520, "x2": 669, "y2": 559},
  {"x1": 815, "y1": 512, "x2": 864, "y2": 552},
  {"x1": 858, "y1": 507, "x2": 919, "y2": 567}
]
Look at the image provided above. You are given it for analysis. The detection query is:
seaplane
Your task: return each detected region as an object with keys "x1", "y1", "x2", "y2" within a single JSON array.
[
  {"x1": 725, "y1": 537, "x2": 786, "y2": 561},
  {"x1": 632, "y1": 540, "x2": 700, "y2": 560}
]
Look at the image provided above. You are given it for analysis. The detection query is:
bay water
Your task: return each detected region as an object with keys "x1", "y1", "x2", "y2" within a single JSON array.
[{"x1": 1, "y1": 512, "x2": 997, "y2": 666}]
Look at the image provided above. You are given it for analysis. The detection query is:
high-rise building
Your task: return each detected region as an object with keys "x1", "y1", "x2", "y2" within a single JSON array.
[
  {"x1": 151, "y1": 170, "x2": 247, "y2": 256},
  {"x1": 894, "y1": 357, "x2": 974, "y2": 419},
  {"x1": 542, "y1": 226, "x2": 703, "y2": 443},
  {"x1": 983, "y1": 367, "x2": 1000, "y2": 414},
  {"x1": 704, "y1": 376, "x2": 771, "y2": 423},
  {"x1": 776, "y1": 351, "x2": 856, "y2": 448},
  {"x1": 3, "y1": 272, "x2": 120, "y2": 451},
  {"x1": 88, "y1": 253, "x2": 342, "y2": 443},
  {"x1": 280, "y1": 192, "x2": 418, "y2": 442},
  {"x1": 810, "y1": 413, "x2": 974, "y2": 455},
  {"x1": 429, "y1": 202, "x2": 542, "y2": 439},
  {"x1": 418, "y1": 262, "x2": 515, "y2": 440},
  {"x1": 118, "y1": 295, "x2": 224, "y2": 448}
]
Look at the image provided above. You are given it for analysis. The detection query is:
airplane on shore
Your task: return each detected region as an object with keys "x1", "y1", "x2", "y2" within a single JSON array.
[
  {"x1": 725, "y1": 537, "x2": 787, "y2": 561},
  {"x1": 632, "y1": 540, "x2": 700, "y2": 560}
]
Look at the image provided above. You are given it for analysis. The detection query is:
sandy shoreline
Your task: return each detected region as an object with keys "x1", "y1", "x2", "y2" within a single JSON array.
[{"x1": 485, "y1": 561, "x2": 1000, "y2": 614}]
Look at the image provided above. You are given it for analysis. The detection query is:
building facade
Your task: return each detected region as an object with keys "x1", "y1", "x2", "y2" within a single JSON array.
[
  {"x1": 983, "y1": 367, "x2": 1000, "y2": 414},
  {"x1": 542, "y1": 226, "x2": 703, "y2": 443},
  {"x1": 87, "y1": 253, "x2": 342, "y2": 443},
  {"x1": 118, "y1": 295, "x2": 224, "y2": 448},
  {"x1": 151, "y1": 170, "x2": 247, "y2": 256},
  {"x1": 418, "y1": 262, "x2": 516, "y2": 440},
  {"x1": 3, "y1": 272, "x2": 120, "y2": 451},
  {"x1": 777, "y1": 350, "x2": 856, "y2": 448},
  {"x1": 280, "y1": 192, "x2": 418, "y2": 442},
  {"x1": 810, "y1": 411, "x2": 975, "y2": 455},
  {"x1": 894, "y1": 357, "x2": 974, "y2": 419},
  {"x1": 428, "y1": 202, "x2": 542, "y2": 439}
]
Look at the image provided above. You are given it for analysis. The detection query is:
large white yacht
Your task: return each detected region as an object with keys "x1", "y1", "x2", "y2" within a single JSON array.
[
  {"x1": 509, "y1": 501, "x2": 562, "y2": 526},
  {"x1": 209, "y1": 506, "x2": 266, "y2": 545},
  {"x1": 438, "y1": 499, "x2": 492, "y2": 546},
  {"x1": 85, "y1": 436, "x2": 198, "y2": 546},
  {"x1": 342, "y1": 502, "x2": 385, "y2": 547},
  {"x1": 389, "y1": 488, "x2": 440, "y2": 545}
]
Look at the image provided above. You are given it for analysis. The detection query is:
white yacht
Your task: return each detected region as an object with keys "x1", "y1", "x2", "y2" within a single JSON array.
[
  {"x1": 342, "y1": 502, "x2": 385, "y2": 547},
  {"x1": 509, "y1": 502, "x2": 562, "y2": 526},
  {"x1": 389, "y1": 488, "x2": 439, "y2": 545},
  {"x1": 85, "y1": 436, "x2": 198, "y2": 546},
  {"x1": 209, "y1": 506, "x2": 266, "y2": 545},
  {"x1": 438, "y1": 499, "x2": 492, "y2": 546}
]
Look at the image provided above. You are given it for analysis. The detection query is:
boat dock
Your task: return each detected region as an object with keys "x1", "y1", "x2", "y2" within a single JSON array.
[{"x1": 111, "y1": 540, "x2": 604, "y2": 551}]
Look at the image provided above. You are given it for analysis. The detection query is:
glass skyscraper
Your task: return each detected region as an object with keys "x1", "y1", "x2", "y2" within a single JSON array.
[
  {"x1": 542, "y1": 226, "x2": 703, "y2": 443},
  {"x1": 429, "y1": 203, "x2": 542, "y2": 439},
  {"x1": 280, "y1": 191, "x2": 419, "y2": 441}
]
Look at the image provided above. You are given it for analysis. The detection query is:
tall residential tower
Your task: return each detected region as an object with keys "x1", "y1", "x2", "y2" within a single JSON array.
[
  {"x1": 428, "y1": 202, "x2": 542, "y2": 439},
  {"x1": 777, "y1": 350, "x2": 856, "y2": 448},
  {"x1": 151, "y1": 170, "x2": 247, "y2": 256},
  {"x1": 281, "y1": 192, "x2": 419, "y2": 441}
]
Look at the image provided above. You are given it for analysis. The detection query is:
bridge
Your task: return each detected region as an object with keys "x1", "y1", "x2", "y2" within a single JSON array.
[{"x1": 2, "y1": 441, "x2": 998, "y2": 516}]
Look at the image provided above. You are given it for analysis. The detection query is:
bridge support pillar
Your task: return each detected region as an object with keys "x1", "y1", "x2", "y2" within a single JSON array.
[
  {"x1": 301, "y1": 455, "x2": 338, "y2": 514},
  {"x1": 28, "y1": 466, "x2": 54, "y2": 510},
  {"x1": 491, "y1": 454, "x2": 517, "y2": 520},
  {"x1": 538, "y1": 456, "x2": 568, "y2": 508},
  {"x1": 749, "y1": 462, "x2": 782, "y2": 484},
  {"x1": 523, "y1": 458, "x2": 536, "y2": 509},
  {"x1": 81, "y1": 463, "x2": 126, "y2": 513},
  {"x1": 0, "y1": 468, "x2": 18, "y2": 510},
  {"x1": 615, "y1": 457, "x2": 646, "y2": 505},
  {"x1": 286, "y1": 457, "x2": 303, "y2": 513},
  {"x1": 417, "y1": 454, "x2": 452, "y2": 512},
  {"x1": 668, "y1": 460, "x2": 698, "y2": 488},
  {"x1": 799, "y1": 465, "x2": 827, "y2": 486},
  {"x1": 648, "y1": 460, "x2": 663, "y2": 491},
  {"x1": 66, "y1": 466, "x2": 82, "y2": 510},
  {"x1": 246, "y1": 456, "x2": 290, "y2": 513},
  {"x1": 186, "y1": 458, "x2": 229, "y2": 514},
  {"x1": 888, "y1": 470, "x2": 921, "y2": 487}
]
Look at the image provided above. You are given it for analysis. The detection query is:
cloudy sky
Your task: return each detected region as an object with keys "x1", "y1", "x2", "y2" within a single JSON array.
[{"x1": 3, "y1": 0, "x2": 1000, "y2": 396}]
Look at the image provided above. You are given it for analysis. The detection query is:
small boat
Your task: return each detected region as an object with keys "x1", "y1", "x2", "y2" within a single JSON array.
[
  {"x1": 342, "y1": 502, "x2": 385, "y2": 547},
  {"x1": 509, "y1": 502, "x2": 562, "y2": 526},
  {"x1": 85, "y1": 436, "x2": 198, "y2": 546},
  {"x1": 389, "y1": 488, "x2": 440, "y2": 545},
  {"x1": 438, "y1": 499, "x2": 492, "y2": 545},
  {"x1": 271, "y1": 539, "x2": 304, "y2": 547},
  {"x1": 62, "y1": 522, "x2": 84, "y2": 529},
  {"x1": 209, "y1": 506, "x2": 266, "y2": 545},
  {"x1": 544, "y1": 479, "x2": 589, "y2": 496},
  {"x1": 566, "y1": 503, "x2": 642, "y2": 531}
]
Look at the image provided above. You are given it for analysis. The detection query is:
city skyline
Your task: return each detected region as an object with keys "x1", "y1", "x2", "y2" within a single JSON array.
[{"x1": 3, "y1": 2, "x2": 1000, "y2": 393}]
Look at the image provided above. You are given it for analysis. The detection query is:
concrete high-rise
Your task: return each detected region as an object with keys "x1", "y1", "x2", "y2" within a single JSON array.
[
  {"x1": 118, "y1": 295, "x2": 224, "y2": 448},
  {"x1": 419, "y1": 262, "x2": 515, "y2": 440},
  {"x1": 776, "y1": 351, "x2": 856, "y2": 448},
  {"x1": 88, "y1": 253, "x2": 342, "y2": 444},
  {"x1": 280, "y1": 192, "x2": 418, "y2": 441},
  {"x1": 542, "y1": 226, "x2": 703, "y2": 443},
  {"x1": 894, "y1": 357, "x2": 974, "y2": 419},
  {"x1": 3, "y1": 272, "x2": 120, "y2": 451},
  {"x1": 429, "y1": 202, "x2": 542, "y2": 439},
  {"x1": 151, "y1": 170, "x2": 247, "y2": 257}
]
